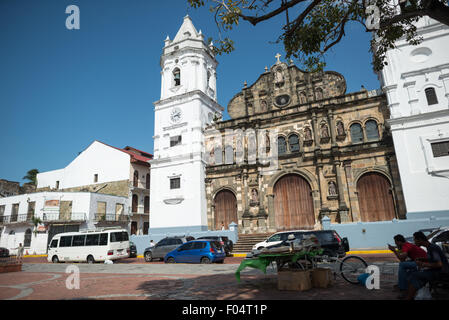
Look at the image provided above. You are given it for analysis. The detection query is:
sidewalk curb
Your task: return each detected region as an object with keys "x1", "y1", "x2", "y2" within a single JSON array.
[{"x1": 231, "y1": 250, "x2": 393, "y2": 257}]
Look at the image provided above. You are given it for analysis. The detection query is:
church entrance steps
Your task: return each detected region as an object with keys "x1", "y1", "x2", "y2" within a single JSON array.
[{"x1": 231, "y1": 233, "x2": 272, "y2": 254}]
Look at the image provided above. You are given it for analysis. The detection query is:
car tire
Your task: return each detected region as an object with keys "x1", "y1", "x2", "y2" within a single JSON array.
[
  {"x1": 87, "y1": 255, "x2": 95, "y2": 264},
  {"x1": 200, "y1": 257, "x2": 211, "y2": 264},
  {"x1": 144, "y1": 252, "x2": 153, "y2": 262},
  {"x1": 166, "y1": 257, "x2": 175, "y2": 263},
  {"x1": 52, "y1": 255, "x2": 59, "y2": 263},
  {"x1": 257, "y1": 247, "x2": 264, "y2": 251}
]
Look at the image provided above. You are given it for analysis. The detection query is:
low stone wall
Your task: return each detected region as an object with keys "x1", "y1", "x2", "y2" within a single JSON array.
[
  {"x1": 322, "y1": 213, "x2": 449, "y2": 249},
  {"x1": 0, "y1": 258, "x2": 22, "y2": 273}
]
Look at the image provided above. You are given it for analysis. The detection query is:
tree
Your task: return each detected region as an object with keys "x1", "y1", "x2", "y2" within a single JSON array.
[
  {"x1": 23, "y1": 169, "x2": 39, "y2": 185},
  {"x1": 188, "y1": 0, "x2": 449, "y2": 71}
]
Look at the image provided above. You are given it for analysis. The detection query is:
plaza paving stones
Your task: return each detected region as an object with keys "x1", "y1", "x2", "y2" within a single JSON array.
[{"x1": 0, "y1": 255, "x2": 403, "y2": 300}]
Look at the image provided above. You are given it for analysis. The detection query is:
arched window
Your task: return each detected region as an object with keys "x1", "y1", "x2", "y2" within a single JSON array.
[
  {"x1": 173, "y1": 68, "x2": 181, "y2": 86},
  {"x1": 207, "y1": 71, "x2": 211, "y2": 87},
  {"x1": 350, "y1": 123, "x2": 364, "y2": 143},
  {"x1": 133, "y1": 170, "x2": 139, "y2": 187},
  {"x1": 225, "y1": 145, "x2": 234, "y2": 164},
  {"x1": 278, "y1": 136, "x2": 287, "y2": 155},
  {"x1": 425, "y1": 87, "x2": 438, "y2": 105},
  {"x1": 24, "y1": 229, "x2": 32, "y2": 247},
  {"x1": 214, "y1": 146, "x2": 223, "y2": 165},
  {"x1": 144, "y1": 196, "x2": 149, "y2": 214},
  {"x1": 365, "y1": 120, "x2": 380, "y2": 141},
  {"x1": 132, "y1": 194, "x2": 138, "y2": 213},
  {"x1": 146, "y1": 174, "x2": 150, "y2": 189},
  {"x1": 288, "y1": 134, "x2": 300, "y2": 152}
]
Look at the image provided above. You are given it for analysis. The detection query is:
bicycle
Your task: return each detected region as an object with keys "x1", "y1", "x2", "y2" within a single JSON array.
[{"x1": 280, "y1": 251, "x2": 369, "y2": 285}]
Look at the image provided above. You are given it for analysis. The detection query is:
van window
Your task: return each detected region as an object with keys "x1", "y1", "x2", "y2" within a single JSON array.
[
  {"x1": 50, "y1": 239, "x2": 58, "y2": 248},
  {"x1": 86, "y1": 234, "x2": 100, "y2": 246},
  {"x1": 110, "y1": 231, "x2": 129, "y2": 242},
  {"x1": 72, "y1": 235, "x2": 86, "y2": 247},
  {"x1": 60, "y1": 236, "x2": 73, "y2": 247},
  {"x1": 99, "y1": 233, "x2": 108, "y2": 245},
  {"x1": 268, "y1": 234, "x2": 282, "y2": 242},
  {"x1": 313, "y1": 232, "x2": 333, "y2": 243}
]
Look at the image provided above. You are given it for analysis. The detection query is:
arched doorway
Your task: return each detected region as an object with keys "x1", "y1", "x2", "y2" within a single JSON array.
[
  {"x1": 24, "y1": 229, "x2": 32, "y2": 247},
  {"x1": 274, "y1": 174, "x2": 315, "y2": 230},
  {"x1": 214, "y1": 189, "x2": 237, "y2": 230},
  {"x1": 357, "y1": 172, "x2": 396, "y2": 222}
]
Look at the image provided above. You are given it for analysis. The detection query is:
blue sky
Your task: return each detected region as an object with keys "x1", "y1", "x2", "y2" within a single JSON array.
[{"x1": 0, "y1": 0, "x2": 380, "y2": 184}]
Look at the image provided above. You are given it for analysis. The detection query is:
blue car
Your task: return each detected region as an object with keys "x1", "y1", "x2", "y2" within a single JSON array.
[{"x1": 164, "y1": 240, "x2": 226, "y2": 264}]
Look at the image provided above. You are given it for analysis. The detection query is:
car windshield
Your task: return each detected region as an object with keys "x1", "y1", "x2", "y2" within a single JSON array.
[
  {"x1": 427, "y1": 229, "x2": 442, "y2": 239},
  {"x1": 210, "y1": 241, "x2": 222, "y2": 250}
]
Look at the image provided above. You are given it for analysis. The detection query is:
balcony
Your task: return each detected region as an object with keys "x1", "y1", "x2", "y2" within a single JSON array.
[
  {"x1": 0, "y1": 214, "x2": 33, "y2": 225},
  {"x1": 94, "y1": 213, "x2": 129, "y2": 222},
  {"x1": 42, "y1": 212, "x2": 87, "y2": 223},
  {"x1": 129, "y1": 181, "x2": 150, "y2": 192}
]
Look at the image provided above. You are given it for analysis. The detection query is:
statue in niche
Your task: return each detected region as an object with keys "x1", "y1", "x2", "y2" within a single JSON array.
[
  {"x1": 337, "y1": 121, "x2": 345, "y2": 136},
  {"x1": 304, "y1": 127, "x2": 313, "y2": 141},
  {"x1": 274, "y1": 68, "x2": 284, "y2": 85},
  {"x1": 321, "y1": 124, "x2": 329, "y2": 138},
  {"x1": 260, "y1": 100, "x2": 267, "y2": 112},
  {"x1": 328, "y1": 181, "x2": 337, "y2": 196},
  {"x1": 265, "y1": 131, "x2": 271, "y2": 153},
  {"x1": 250, "y1": 188, "x2": 260, "y2": 206},
  {"x1": 251, "y1": 189, "x2": 259, "y2": 202}
]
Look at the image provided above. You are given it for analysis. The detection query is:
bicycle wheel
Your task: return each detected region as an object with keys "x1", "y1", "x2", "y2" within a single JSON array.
[{"x1": 339, "y1": 255, "x2": 368, "y2": 284}]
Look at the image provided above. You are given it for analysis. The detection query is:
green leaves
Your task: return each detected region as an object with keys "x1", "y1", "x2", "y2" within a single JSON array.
[{"x1": 188, "y1": 0, "x2": 443, "y2": 72}]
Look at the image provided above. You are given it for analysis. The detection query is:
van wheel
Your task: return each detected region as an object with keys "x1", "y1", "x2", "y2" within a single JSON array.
[
  {"x1": 200, "y1": 257, "x2": 211, "y2": 264},
  {"x1": 87, "y1": 255, "x2": 95, "y2": 264},
  {"x1": 144, "y1": 252, "x2": 153, "y2": 262},
  {"x1": 52, "y1": 255, "x2": 59, "y2": 263}
]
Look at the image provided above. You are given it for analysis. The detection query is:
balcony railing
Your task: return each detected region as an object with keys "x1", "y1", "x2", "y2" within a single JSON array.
[
  {"x1": 94, "y1": 213, "x2": 129, "y2": 222},
  {"x1": 0, "y1": 214, "x2": 33, "y2": 225},
  {"x1": 42, "y1": 212, "x2": 87, "y2": 222}
]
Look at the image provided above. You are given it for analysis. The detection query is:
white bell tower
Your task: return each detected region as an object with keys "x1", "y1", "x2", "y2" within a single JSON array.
[{"x1": 149, "y1": 15, "x2": 223, "y2": 233}]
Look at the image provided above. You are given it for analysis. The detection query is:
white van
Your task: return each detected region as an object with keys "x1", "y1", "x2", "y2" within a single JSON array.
[{"x1": 47, "y1": 228, "x2": 130, "y2": 263}]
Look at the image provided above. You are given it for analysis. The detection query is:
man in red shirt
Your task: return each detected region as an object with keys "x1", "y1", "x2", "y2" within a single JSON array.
[{"x1": 388, "y1": 234, "x2": 427, "y2": 297}]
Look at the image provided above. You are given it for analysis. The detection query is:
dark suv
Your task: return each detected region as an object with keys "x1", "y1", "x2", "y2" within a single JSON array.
[
  {"x1": 144, "y1": 236, "x2": 195, "y2": 262},
  {"x1": 197, "y1": 236, "x2": 234, "y2": 256}
]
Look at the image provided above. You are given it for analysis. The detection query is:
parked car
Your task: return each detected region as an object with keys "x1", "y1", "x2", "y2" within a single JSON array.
[
  {"x1": 252, "y1": 229, "x2": 349, "y2": 257},
  {"x1": 164, "y1": 240, "x2": 226, "y2": 264},
  {"x1": 129, "y1": 241, "x2": 137, "y2": 258},
  {"x1": 197, "y1": 236, "x2": 233, "y2": 256},
  {"x1": 0, "y1": 247, "x2": 9, "y2": 258},
  {"x1": 405, "y1": 228, "x2": 439, "y2": 243},
  {"x1": 143, "y1": 236, "x2": 195, "y2": 262}
]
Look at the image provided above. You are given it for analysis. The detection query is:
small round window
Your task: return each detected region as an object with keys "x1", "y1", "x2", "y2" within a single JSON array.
[{"x1": 275, "y1": 94, "x2": 290, "y2": 107}]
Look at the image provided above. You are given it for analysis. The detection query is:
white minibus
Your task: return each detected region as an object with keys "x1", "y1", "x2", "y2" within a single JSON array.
[{"x1": 47, "y1": 228, "x2": 130, "y2": 263}]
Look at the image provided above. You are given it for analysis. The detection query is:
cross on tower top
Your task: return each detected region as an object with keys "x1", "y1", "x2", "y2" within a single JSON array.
[{"x1": 275, "y1": 53, "x2": 282, "y2": 64}]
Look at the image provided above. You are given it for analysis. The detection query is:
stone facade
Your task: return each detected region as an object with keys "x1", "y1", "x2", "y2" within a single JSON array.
[
  {"x1": 0, "y1": 179, "x2": 20, "y2": 198},
  {"x1": 205, "y1": 60, "x2": 406, "y2": 234}
]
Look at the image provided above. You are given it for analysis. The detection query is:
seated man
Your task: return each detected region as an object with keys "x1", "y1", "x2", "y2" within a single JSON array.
[
  {"x1": 388, "y1": 234, "x2": 427, "y2": 295},
  {"x1": 405, "y1": 231, "x2": 449, "y2": 300}
]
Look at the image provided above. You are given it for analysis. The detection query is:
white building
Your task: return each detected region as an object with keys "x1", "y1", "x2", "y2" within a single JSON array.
[
  {"x1": 0, "y1": 191, "x2": 128, "y2": 255},
  {"x1": 378, "y1": 13, "x2": 449, "y2": 218},
  {"x1": 36, "y1": 140, "x2": 153, "y2": 235},
  {"x1": 149, "y1": 16, "x2": 223, "y2": 233}
]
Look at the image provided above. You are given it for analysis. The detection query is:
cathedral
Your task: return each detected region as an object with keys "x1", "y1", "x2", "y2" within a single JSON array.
[
  {"x1": 204, "y1": 57, "x2": 407, "y2": 234},
  {"x1": 150, "y1": 15, "x2": 407, "y2": 236}
]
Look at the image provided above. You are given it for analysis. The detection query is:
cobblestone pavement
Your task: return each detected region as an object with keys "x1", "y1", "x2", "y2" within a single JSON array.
[{"x1": 0, "y1": 254, "x2": 404, "y2": 300}]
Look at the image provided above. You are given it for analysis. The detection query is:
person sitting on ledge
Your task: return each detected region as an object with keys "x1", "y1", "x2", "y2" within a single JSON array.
[
  {"x1": 388, "y1": 234, "x2": 427, "y2": 297},
  {"x1": 404, "y1": 231, "x2": 449, "y2": 300}
]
